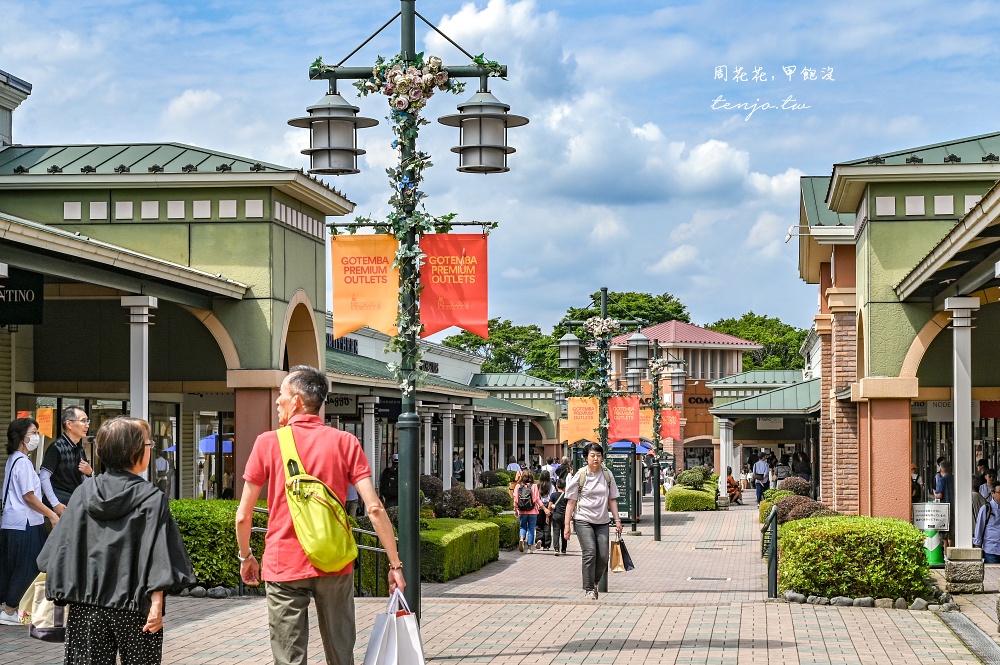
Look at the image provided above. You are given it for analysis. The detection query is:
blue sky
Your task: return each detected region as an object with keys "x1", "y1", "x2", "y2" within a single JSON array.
[{"x1": 4, "y1": 0, "x2": 1000, "y2": 334}]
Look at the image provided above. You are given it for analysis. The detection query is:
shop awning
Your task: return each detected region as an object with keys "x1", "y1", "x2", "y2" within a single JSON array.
[{"x1": 709, "y1": 378, "x2": 821, "y2": 417}]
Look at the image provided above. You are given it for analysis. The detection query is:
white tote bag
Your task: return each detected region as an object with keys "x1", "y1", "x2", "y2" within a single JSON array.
[{"x1": 364, "y1": 590, "x2": 426, "y2": 665}]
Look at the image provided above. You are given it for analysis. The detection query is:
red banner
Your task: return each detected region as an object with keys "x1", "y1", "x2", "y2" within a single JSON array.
[
  {"x1": 660, "y1": 409, "x2": 681, "y2": 441},
  {"x1": 419, "y1": 234, "x2": 488, "y2": 338},
  {"x1": 608, "y1": 396, "x2": 640, "y2": 443}
]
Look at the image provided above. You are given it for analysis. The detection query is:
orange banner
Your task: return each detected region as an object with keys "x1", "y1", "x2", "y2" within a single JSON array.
[
  {"x1": 331, "y1": 235, "x2": 399, "y2": 337},
  {"x1": 660, "y1": 409, "x2": 681, "y2": 441},
  {"x1": 639, "y1": 408, "x2": 654, "y2": 441},
  {"x1": 419, "y1": 234, "x2": 488, "y2": 338},
  {"x1": 566, "y1": 397, "x2": 599, "y2": 443},
  {"x1": 608, "y1": 396, "x2": 640, "y2": 443},
  {"x1": 37, "y1": 407, "x2": 55, "y2": 439}
]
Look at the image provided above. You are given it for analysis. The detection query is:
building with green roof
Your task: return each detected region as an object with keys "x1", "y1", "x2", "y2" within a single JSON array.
[{"x1": 796, "y1": 128, "x2": 1000, "y2": 564}]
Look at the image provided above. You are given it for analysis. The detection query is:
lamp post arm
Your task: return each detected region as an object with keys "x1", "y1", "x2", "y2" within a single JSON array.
[{"x1": 311, "y1": 64, "x2": 507, "y2": 82}]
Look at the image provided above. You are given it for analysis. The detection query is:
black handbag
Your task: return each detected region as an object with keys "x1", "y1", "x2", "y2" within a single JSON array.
[{"x1": 616, "y1": 533, "x2": 634, "y2": 572}]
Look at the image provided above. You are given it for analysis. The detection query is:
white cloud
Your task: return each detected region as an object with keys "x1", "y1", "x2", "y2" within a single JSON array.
[
  {"x1": 745, "y1": 211, "x2": 789, "y2": 259},
  {"x1": 161, "y1": 90, "x2": 223, "y2": 126},
  {"x1": 630, "y1": 122, "x2": 664, "y2": 142},
  {"x1": 646, "y1": 244, "x2": 701, "y2": 275},
  {"x1": 501, "y1": 266, "x2": 539, "y2": 280}
]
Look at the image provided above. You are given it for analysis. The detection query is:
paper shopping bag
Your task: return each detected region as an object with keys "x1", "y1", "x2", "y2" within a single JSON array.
[
  {"x1": 363, "y1": 590, "x2": 425, "y2": 665},
  {"x1": 19, "y1": 573, "x2": 67, "y2": 642},
  {"x1": 618, "y1": 534, "x2": 635, "y2": 572},
  {"x1": 609, "y1": 540, "x2": 624, "y2": 572}
]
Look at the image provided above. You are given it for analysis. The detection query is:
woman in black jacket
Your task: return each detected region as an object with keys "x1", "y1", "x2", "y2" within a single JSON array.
[{"x1": 37, "y1": 416, "x2": 195, "y2": 665}]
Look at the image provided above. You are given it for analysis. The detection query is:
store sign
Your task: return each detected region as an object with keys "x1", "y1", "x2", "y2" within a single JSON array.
[
  {"x1": 0, "y1": 267, "x2": 43, "y2": 325},
  {"x1": 757, "y1": 417, "x2": 784, "y2": 430},
  {"x1": 377, "y1": 397, "x2": 402, "y2": 420},
  {"x1": 913, "y1": 502, "x2": 950, "y2": 530},
  {"x1": 325, "y1": 394, "x2": 357, "y2": 415},
  {"x1": 926, "y1": 400, "x2": 981, "y2": 422},
  {"x1": 911, "y1": 401, "x2": 927, "y2": 417}
]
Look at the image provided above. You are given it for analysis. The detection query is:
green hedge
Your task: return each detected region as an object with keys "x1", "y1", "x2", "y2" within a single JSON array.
[
  {"x1": 763, "y1": 488, "x2": 794, "y2": 503},
  {"x1": 420, "y1": 519, "x2": 500, "y2": 582},
  {"x1": 664, "y1": 486, "x2": 715, "y2": 511},
  {"x1": 485, "y1": 515, "x2": 520, "y2": 549},
  {"x1": 169, "y1": 499, "x2": 267, "y2": 588},
  {"x1": 778, "y1": 516, "x2": 928, "y2": 599}
]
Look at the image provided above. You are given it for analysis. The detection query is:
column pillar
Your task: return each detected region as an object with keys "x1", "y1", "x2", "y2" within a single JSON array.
[
  {"x1": 482, "y1": 416, "x2": 491, "y2": 471},
  {"x1": 441, "y1": 406, "x2": 455, "y2": 490},
  {"x1": 327, "y1": 415, "x2": 341, "y2": 429},
  {"x1": 947, "y1": 297, "x2": 980, "y2": 550},
  {"x1": 497, "y1": 417, "x2": 506, "y2": 470},
  {"x1": 523, "y1": 419, "x2": 531, "y2": 468},
  {"x1": 718, "y1": 419, "x2": 733, "y2": 509},
  {"x1": 121, "y1": 296, "x2": 157, "y2": 423},
  {"x1": 358, "y1": 396, "x2": 378, "y2": 476},
  {"x1": 511, "y1": 418, "x2": 519, "y2": 469},
  {"x1": 462, "y1": 410, "x2": 475, "y2": 490},
  {"x1": 421, "y1": 411, "x2": 433, "y2": 476},
  {"x1": 122, "y1": 296, "x2": 156, "y2": 481}
]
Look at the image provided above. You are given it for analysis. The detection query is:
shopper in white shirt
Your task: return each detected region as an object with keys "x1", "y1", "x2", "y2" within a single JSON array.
[{"x1": 0, "y1": 417, "x2": 60, "y2": 625}]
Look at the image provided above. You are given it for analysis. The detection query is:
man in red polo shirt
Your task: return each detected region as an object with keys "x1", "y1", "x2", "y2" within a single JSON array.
[{"x1": 235, "y1": 365, "x2": 404, "y2": 665}]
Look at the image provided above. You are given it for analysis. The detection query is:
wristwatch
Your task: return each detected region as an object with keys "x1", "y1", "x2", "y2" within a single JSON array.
[{"x1": 237, "y1": 550, "x2": 255, "y2": 563}]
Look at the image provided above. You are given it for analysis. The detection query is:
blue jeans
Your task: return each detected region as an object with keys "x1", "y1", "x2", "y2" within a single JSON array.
[
  {"x1": 755, "y1": 480, "x2": 769, "y2": 503},
  {"x1": 574, "y1": 520, "x2": 610, "y2": 591},
  {"x1": 985, "y1": 552, "x2": 1000, "y2": 564},
  {"x1": 519, "y1": 514, "x2": 537, "y2": 546}
]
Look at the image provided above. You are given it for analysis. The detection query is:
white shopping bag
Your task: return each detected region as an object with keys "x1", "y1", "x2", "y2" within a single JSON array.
[{"x1": 364, "y1": 590, "x2": 426, "y2": 665}]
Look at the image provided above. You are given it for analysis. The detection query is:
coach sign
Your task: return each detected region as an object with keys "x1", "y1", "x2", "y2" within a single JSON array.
[{"x1": 0, "y1": 266, "x2": 43, "y2": 325}]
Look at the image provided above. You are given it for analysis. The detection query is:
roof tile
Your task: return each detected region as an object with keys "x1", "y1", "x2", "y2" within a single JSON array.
[{"x1": 612, "y1": 320, "x2": 761, "y2": 348}]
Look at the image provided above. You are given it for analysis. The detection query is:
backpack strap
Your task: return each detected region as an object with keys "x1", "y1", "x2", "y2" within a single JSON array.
[
  {"x1": 277, "y1": 427, "x2": 304, "y2": 479},
  {"x1": 2, "y1": 456, "x2": 25, "y2": 513}
]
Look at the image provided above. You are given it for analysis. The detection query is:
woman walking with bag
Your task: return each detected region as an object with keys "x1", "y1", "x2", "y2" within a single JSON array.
[
  {"x1": 513, "y1": 470, "x2": 544, "y2": 553},
  {"x1": 535, "y1": 470, "x2": 555, "y2": 551},
  {"x1": 550, "y1": 478, "x2": 568, "y2": 555},
  {"x1": 37, "y1": 416, "x2": 195, "y2": 664},
  {"x1": 0, "y1": 417, "x2": 59, "y2": 626}
]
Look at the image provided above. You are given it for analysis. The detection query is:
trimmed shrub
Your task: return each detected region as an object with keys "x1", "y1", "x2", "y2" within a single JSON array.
[
  {"x1": 676, "y1": 470, "x2": 705, "y2": 491},
  {"x1": 811, "y1": 509, "x2": 840, "y2": 518},
  {"x1": 420, "y1": 475, "x2": 444, "y2": 505},
  {"x1": 778, "y1": 516, "x2": 928, "y2": 599},
  {"x1": 759, "y1": 500, "x2": 776, "y2": 523},
  {"x1": 778, "y1": 476, "x2": 811, "y2": 497},
  {"x1": 664, "y1": 486, "x2": 715, "y2": 511},
  {"x1": 420, "y1": 519, "x2": 500, "y2": 582},
  {"x1": 460, "y1": 506, "x2": 496, "y2": 520},
  {"x1": 170, "y1": 499, "x2": 267, "y2": 588},
  {"x1": 786, "y1": 500, "x2": 825, "y2": 522},
  {"x1": 472, "y1": 487, "x2": 513, "y2": 511},
  {"x1": 763, "y1": 488, "x2": 794, "y2": 503},
  {"x1": 486, "y1": 515, "x2": 520, "y2": 549},
  {"x1": 494, "y1": 470, "x2": 515, "y2": 486},
  {"x1": 776, "y1": 495, "x2": 813, "y2": 524},
  {"x1": 479, "y1": 469, "x2": 510, "y2": 488},
  {"x1": 436, "y1": 486, "x2": 477, "y2": 518}
]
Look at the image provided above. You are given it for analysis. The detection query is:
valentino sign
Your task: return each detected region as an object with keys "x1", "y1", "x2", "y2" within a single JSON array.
[{"x1": 0, "y1": 267, "x2": 43, "y2": 325}]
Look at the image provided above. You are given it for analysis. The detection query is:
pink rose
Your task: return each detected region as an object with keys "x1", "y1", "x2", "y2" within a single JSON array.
[{"x1": 393, "y1": 96, "x2": 409, "y2": 110}]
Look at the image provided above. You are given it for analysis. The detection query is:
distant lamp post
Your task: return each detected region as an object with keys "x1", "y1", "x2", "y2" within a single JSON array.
[
  {"x1": 553, "y1": 386, "x2": 567, "y2": 412},
  {"x1": 625, "y1": 332, "x2": 650, "y2": 371},
  {"x1": 625, "y1": 369, "x2": 643, "y2": 395}
]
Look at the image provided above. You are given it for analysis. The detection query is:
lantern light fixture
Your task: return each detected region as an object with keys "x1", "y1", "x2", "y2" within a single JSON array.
[
  {"x1": 438, "y1": 89, "x2": 528, "y2": 174},
  {"x1": 288, "y1": 82, "x2": 378, "y2": 175}
]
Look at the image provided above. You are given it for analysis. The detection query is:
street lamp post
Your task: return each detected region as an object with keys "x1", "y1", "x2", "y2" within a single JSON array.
[
  {"x1": 559, "y1": 287, "x2": 643, "y2": 594},
  {"x1": 290, "y1": 0, "x2": 525, "y2": 617}
]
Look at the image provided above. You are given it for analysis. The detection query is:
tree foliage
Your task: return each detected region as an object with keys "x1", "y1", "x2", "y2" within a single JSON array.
[
  {"x1": 442, "y1": 292, "x2": 691, "y2": 380},
  {"x1": 706, "y1": 312, "x2": 808, "y2": 370},
  {"x1": 441, "y1": 318, "x2": 551, "y2": 373}
]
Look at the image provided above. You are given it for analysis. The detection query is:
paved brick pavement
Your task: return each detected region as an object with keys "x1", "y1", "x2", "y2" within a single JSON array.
[{"x1": 0, "y1": 500, "x2": 984, "y2": 664}]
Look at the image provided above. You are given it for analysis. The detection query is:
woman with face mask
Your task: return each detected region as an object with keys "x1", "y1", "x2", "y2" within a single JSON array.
[{"x1": 0, "y1": 417, "x2": 59, "y2": 626}]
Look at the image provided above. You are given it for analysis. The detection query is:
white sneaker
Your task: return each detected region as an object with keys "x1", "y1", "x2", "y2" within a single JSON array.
[
  {"x1": 585, "y1": 590, "x2": 596, "y2": 601},
  {"x1": 0, "y1": 610, "x2": 20, "y2": 626}
]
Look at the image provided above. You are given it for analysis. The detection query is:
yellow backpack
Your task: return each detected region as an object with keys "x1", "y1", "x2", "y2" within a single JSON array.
[{"x1": 277, "y1": 427, "x2": 358, "y2": 572}]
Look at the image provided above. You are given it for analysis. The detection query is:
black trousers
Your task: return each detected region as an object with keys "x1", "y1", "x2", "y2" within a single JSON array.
[{"x1": 535, "y1": 510, "x2": 551, "y2": 549}]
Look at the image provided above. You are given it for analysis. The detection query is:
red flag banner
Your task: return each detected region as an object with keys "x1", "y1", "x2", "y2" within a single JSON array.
[
  {"x1": 331, "y1": 235, "x2": 399, "y2": 337},
  {"x1": 608, "y1": 396, "x2": 640, "y2": 443},
  {"x1": 419, "y1": 234, "x2": 488, "y2": 338},
  {"x1": 660, "y1": 409, "x2": 681, "y2": 441}
]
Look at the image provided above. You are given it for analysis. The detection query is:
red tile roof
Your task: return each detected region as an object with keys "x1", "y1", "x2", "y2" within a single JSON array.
[{"x1": 611, "y1": 320, "x2": 761, "y2": 348}]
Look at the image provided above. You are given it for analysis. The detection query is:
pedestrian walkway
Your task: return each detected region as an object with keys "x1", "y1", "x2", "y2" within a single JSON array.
[{"x1": 0, "y1": 500, "x2": 984, "y2": 664}]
